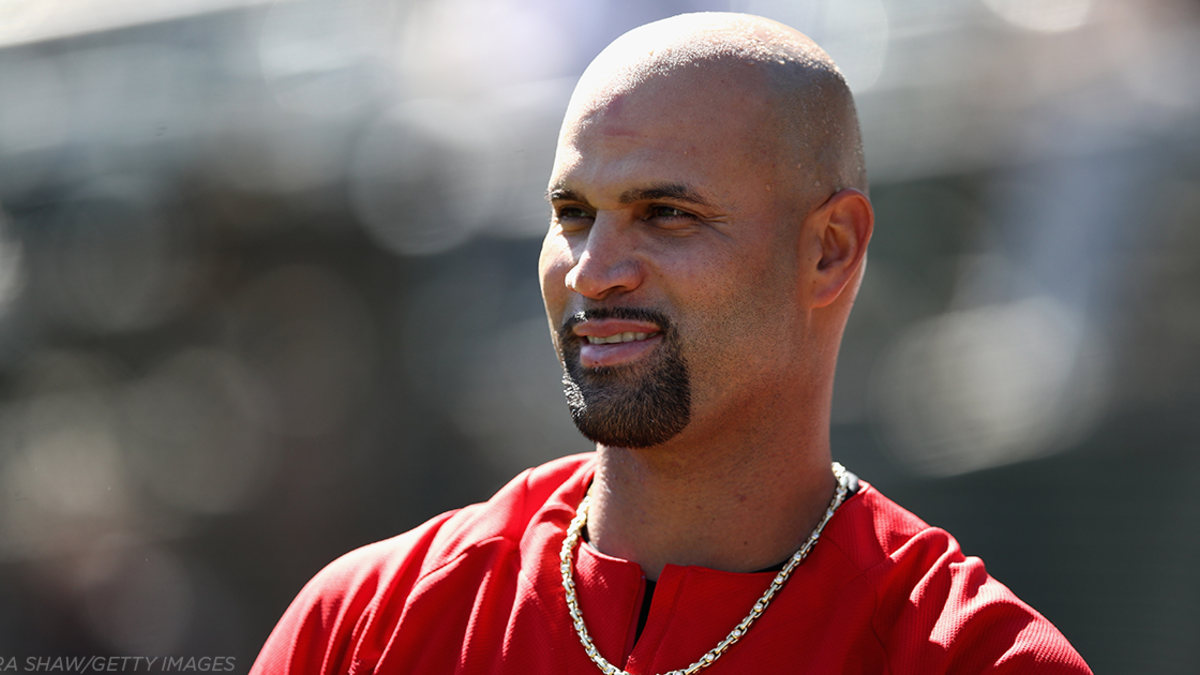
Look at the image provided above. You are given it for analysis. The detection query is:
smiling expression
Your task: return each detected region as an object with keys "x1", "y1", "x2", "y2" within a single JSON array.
[{"x1": 538, "y1": 58, "x2": 825, "y2": 449}]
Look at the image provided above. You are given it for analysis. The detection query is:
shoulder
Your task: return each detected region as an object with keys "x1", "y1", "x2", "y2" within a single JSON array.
[
  {"x1": 406, "y1": 453, "x2": 594, "y2": 572},
  {"x1": 822, "y1": 480, "x2": 935, "y2": 570},
  {"x1": 823, "y1": 481, "x2": 1092, "y2": 674},
  {"x1": 249, "y1": 453, "x2": 595, "y2": 674}
]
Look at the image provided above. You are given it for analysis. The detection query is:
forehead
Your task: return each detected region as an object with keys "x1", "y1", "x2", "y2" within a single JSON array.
[{"x1": 551, "y1": 66, "x2": 779, "y2": 196}]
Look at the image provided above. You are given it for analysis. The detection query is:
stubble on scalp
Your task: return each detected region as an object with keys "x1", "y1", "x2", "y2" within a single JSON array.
[
  {"x1": 558, "y1": 308, "x2": 691, "y2": 449},
  {"x1": 564, "y1": 12, "x2": 868, "y2": 201}
]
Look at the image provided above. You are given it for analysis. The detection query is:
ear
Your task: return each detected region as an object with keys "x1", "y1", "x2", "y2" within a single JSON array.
[{"x1": 805, "y1": 188, "x2": 873, "y2": 309}]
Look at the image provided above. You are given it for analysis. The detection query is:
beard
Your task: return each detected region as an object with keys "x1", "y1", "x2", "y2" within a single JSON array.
[{"x1": 557, "y1": 307, "x2": 692, "y2": 449}]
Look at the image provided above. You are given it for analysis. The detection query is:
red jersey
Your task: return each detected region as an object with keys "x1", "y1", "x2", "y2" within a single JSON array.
[{"x1": 251, "y1": 454, "x2": 1091, "y2": 674}]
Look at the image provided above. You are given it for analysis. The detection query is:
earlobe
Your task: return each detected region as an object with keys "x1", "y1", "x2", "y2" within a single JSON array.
[{"x1": 809, "y1": 188, "x2": 873, "y2": 308}]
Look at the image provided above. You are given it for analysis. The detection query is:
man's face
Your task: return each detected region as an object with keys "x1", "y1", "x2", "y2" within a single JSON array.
[{"x1": 540, "y1": 67, "x2": 813, "y2": 449}]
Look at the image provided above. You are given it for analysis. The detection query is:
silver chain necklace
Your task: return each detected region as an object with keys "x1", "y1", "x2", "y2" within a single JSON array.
[{"x1": 559, "y1": 462, "x2": 851, "y2": 675}]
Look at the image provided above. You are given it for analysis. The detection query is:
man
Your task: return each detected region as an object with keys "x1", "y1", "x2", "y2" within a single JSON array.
[{"x1": 251, "y1": 13, "x2": 1091, "y2": 674}]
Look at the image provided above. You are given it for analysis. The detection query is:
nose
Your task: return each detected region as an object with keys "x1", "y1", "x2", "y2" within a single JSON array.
[{"x1": 564, "y1": 217, "x2": 644, "y2": 300}]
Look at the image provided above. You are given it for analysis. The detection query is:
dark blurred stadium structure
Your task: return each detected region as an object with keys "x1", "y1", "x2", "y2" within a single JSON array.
[{"x1": 0, "y1": 0, "x2": 1197, "y2": 670}]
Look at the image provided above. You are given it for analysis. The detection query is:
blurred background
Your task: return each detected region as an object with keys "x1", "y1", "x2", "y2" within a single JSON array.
[{"x1": 0, "y1": 0, "x2": 1196, "y2": 670}]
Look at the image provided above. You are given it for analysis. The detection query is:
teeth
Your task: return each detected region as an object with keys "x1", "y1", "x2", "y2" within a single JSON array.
[{"x1": 586, "y1": 332, "x2": 653, "y2": 345}]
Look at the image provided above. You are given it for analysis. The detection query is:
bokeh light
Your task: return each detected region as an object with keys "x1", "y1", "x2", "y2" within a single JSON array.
[
  {"x1": 349, "y1": 99, "x2": 501, "y2": 255},
  {"x1": 259, "y1": 0, "x2": 399, "y2": 119},
  {"x1": 983, "y1": 0, "x2": 1092, "y2": 33},
  {"x1": 0, "y1": 351, "x2": 130, "y2": 561},
  {"x1": 873, "y1": 296, "x2": 1109, "y2": 476},
  {"x1": 121, "y1": 348, "x2": 276, "y2": 516}
]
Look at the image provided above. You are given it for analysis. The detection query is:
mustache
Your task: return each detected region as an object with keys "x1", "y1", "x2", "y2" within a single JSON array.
[{"x1": 558, "y1": 307, "x2": 674, "y2": 342}]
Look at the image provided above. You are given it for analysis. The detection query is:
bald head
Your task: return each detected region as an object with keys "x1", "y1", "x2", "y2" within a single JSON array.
[{"x1": 561, "y1": 12, "x2": 867, "y2": 203}]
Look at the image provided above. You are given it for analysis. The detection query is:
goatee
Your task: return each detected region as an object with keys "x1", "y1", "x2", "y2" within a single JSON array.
[{"x1": 558, "y1": 307, "x2": 691, "y2": 449}]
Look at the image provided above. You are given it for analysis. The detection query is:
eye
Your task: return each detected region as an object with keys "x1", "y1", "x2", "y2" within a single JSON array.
[
  {"x1": 553, "y1": 205, "x2": 593, "y2": 232},
  {"x1": 556, "y1": 205, "x2": 590, "y2": 218},
  {"x1": 644, "y1": 205, "x2": 701, "y2": 233},
  {"x1": 647, "y1": 205, "x2": 692, "y2": 219}
]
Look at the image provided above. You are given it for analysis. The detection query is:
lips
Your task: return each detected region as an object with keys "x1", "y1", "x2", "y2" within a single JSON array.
[{"x1": 570, "y1": 317, "x2": 663, "y2": 368}]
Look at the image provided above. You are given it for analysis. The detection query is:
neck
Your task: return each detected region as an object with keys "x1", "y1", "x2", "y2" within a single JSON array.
[{"x1": 586, "y1": 423, "x2": 836, "y2": 581}]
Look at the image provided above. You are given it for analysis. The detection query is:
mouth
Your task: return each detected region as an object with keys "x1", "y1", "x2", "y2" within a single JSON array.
[
  {"x1": 563, "y1": 311, "x2": 667, "y2": 369},
  {"x1": 583, "y1": 331, "x2": 658, "y2": 345},
  {"x1": 577, "y1": 333, "x2": 662, "y2": 369}
]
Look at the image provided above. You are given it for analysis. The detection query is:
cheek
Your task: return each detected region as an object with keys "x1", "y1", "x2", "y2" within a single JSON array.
[
  {"x1": 677, "y1": 247, "x2": 796, "y2": 370},
  {"x1": 538, "y1": 235, "x2": 571, "y2": 310}
]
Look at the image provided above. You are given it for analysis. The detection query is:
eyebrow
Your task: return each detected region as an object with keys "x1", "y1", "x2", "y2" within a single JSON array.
[
  {"x1": 619, "y1": 183, "x2": 716, "y2": 208},
  {"x1": 546, "y1": 182, "x2": 717, "y2": 209},
  {"x1": 546, "y1": 186, "x2": 582, "y2": 203}
]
